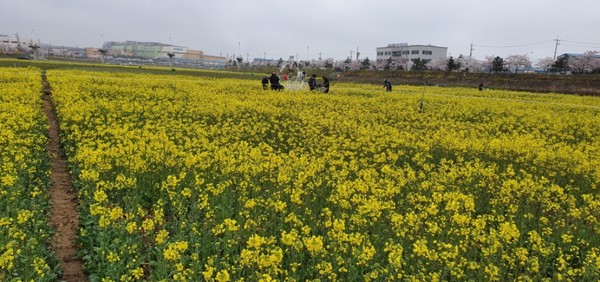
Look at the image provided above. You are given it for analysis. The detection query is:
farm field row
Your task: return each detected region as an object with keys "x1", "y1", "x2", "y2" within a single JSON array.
[
  {"x1": 0, "y1": 68, "x2": 58, "y2": 280},
  {"x1": 1, "y1": 66, "x2": 599, "y2": 281}
]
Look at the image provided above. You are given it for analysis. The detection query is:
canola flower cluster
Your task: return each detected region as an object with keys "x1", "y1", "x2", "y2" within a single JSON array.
[
  {"x1": 45, "y1": 69, "x2": 600, "y2": 281},
  {"x1": 0, "y1": 67, "x2": 58, "y2": 281}
]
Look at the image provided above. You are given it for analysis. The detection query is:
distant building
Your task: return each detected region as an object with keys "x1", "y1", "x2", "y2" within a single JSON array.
[
  {"x1": 376, "y1": 43, "x2": 447, "y2": 65},
  {"x1": 251, "y1": 58, "x2": 281, "y2": 67},
  {"x1": 557, "y1": 52, "x2": 600, "y2": 61},
  {"x1": 0, "y1": 34, "x2": 32, "y2": 54},
  {"x1": 102, "y1": 41, "x2": 227, "y2": 67},
  {"x1": 47, "y1": 45, "x2": 85, "y2": 58}
]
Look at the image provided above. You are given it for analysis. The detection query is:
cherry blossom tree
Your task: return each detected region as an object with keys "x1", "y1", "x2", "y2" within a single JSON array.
[
  {"x1": 335, "y1": 58, "x2": 361, "y2": 71},
  {"x1": 391, "y1": 57, "x2": 409, "y2": 71},
  {"x1": 483, "y1": 56, "x2": 507, "y2": 73},
  {"x1": 568, "y1": 51, "x2": 600, "y2": 74},
  {"x1": 457, "y1": 55, "x2": 483, "y2": 72},
  {"x1": 505, "y1": 54, "x2": 532, "y2": 73},
  {"x1": 536, "y1": 57, "x2": 555, "y2": 73},
  {"x1": 376, "y1": 57, "x2": 409, "y2": 71},
  {"x1": 481, "y1": 56, "x2": 498, "y2": 73},
  {"x1": 428, "y1": 57, "x2": 448, "y2": 71}
]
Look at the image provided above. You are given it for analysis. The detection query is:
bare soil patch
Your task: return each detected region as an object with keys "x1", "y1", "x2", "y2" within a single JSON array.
[{"x1": 42, "y1": 71, "x2": 87, "y2": 281}]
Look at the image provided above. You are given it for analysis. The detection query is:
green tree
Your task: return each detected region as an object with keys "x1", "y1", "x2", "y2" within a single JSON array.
[
  {"x1": 551, "y1": 56, "x2": 568, "y2": 73},
  {"x1": 492, "y1": 56, "x2": 505, "y2": 73},
  {"x1": 447, "y1": 56, "x2": 460, "y2": 71},
  {"x1": 360, "y1": 57, "x2": 372, "y2": 70},
  {"x1": 411, "y1": 58, "x2": 428, "y2": 71}
]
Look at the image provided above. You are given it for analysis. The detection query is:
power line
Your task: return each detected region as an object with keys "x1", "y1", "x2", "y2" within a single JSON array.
[
  {"x1": 560, "y1": 39, "x2": 600, "y2": 46},
  {"x1": 473, "y1": 40, "x2": 554, "y2": 48},
  {"x1": 560, "y1": 43, "x2": 600, "y2": 49}
]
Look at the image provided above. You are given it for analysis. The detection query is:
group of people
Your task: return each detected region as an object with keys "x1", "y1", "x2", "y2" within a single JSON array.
[
  {"x1": 308, "y1": 74, "x2": 329, "y2": 93},
  {"x1": 262, "y1": 72, "x2": 330, "y2": 93},
  {"x1": 261, "y1": 76, "x2": 489, "y2": 93},
  {"x1": 262, "y1": 73, "x2": 285, "y2": 91}
]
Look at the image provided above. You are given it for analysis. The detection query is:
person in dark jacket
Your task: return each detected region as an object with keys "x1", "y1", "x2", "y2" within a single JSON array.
[
  {"x1": 322, "y1": 76, "x2": 330, "y2": 93},
  {"x1": 383, "y1": 79, "x2": 392, "y2": 92},
  {"x1": 478, "y1": 82, "x2": 487, "y2": 91},
  {"x1": 261, "y1": 76, "x2": 269, "y2": 90},
  {"x1": 308, "y1": 74, "x2": 317, "y2": 91},
  {"x1": 269, "y1": 72, "x2": 284, "y2": 91}
]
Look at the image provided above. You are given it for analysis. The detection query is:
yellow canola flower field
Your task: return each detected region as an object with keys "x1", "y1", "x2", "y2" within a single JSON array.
[
  {"x1": 0, "y1": 67, "x2": 58, "y2": 281},
  {"x1": 47, "y1": 69, "x2": 600, "y2": 281}
]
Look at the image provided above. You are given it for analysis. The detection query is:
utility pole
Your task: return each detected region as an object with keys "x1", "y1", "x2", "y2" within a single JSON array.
[
  {"x1": 553, "y1": 37, "x2": 560, "y2": 60},
  {"x1": 469, "y1": 42, "x2": 474, "y2": 58},
  {"x1": 307, "y1": 46, "x2": 309, "y2": 60},
  {"x1": 356, "y1": 46, "x2": 360, "y2": 61},
  {"x1": 349, "y1": 50, "x2": 354, "y2": 61}
]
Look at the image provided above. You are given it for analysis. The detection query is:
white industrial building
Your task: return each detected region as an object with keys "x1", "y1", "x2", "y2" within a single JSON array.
[
  {"x1": 376, "y1": 43, "x2": 447, "y2": 65},
  {"x1": 0, "y1": 34, "x2": 31, "y2": 53}
]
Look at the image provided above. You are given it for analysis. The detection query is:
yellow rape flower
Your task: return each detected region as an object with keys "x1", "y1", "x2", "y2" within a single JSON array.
[
  {"x1": 142, "y1": 218, "x2": 155, "y2": 232},
  {"x1": 223, "y1": 218, "x2": 239, "y2": 232},
  {"x1": 155, "y1": 229, "x2": 170, "y2": 245},
  {"x1": 244, "y1": 199, "x2": 257, "y2": 209},
  {"x1": 126, "y1": 221, "x2": 138, "y2": 234},
  {"x1": 333, "y1": 219, "x2": 346, "y2": 232},
  {"x1": 247, "y1": 234, "x2": 266, "y2": 249},
  {"x1": 258, "y1": 274, "x2": 274, "y2": 282},
  {"x1": 98, "y1": 215, "x2": 111, "y2": 228},
  {"x1": 107, "y1": 251, "x2": 120, "y2": 263},
  {"x1": 32, "y1": 257, "x2": 49, "y2": 276},
  {"x1": 163, "y1": 241, "x2": 188, "y2": 261},
  {"x1": 281, "y1": 229, "x2": 298, "y2": 246},
  {"x1": 109, "y1": 207, "x2": 123, "y2": 221},
  {"x1": 413, "y1": 239, "x2": 429, "y2": 257},
  {"x1": 304, "y1": 236, "x2": 324, "y2": 255},
  {"x1": 131, "y1": 267, "x2": 144, "y2": 279},
  {"x1": 202, "y1": 266, "x2": 214, "y2": 280},
  {"x1": 17, "y1": 209, "x2": 33, "y2": 224},
  {"x1": 498, "y1": 222, "x2": 520, "y2": 243},
  {"x1": 94, "y1": 189, "x2": 108, "y2": 203},
  {"x1": 215, "y1": 269, "x2": 230, "y2": 282},
  {"x1": 181, "y1": 187, "x2": 192, "y2": 198},
  {"x1": 273, "y1": 200, "x2": 287, "y2": 212}
]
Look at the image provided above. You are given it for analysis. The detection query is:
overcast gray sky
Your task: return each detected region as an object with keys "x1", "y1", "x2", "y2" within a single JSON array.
[{"x1": 2, "y1": 0, "x2": 600, "y2": 62}]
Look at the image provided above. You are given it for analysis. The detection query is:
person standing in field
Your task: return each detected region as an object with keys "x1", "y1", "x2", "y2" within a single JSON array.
[
  {"x1": 262, "y1": 76, "x2": 269, "y2": 90},
  {"x1": 322, "y1": 76, "x2": 330, "y2": 93},
  {"x1": 298, "y1": 71, "x2": 306, "y2": 82},
  {"x1": 308, "y1": 74, "x2": 317, "y2": 91},
  {"x1": 383, "y1": 79, "x2": 392, "y2": 92},
  {"x1": 270, "y1": 72, "x2": 283, "y2": 91}
]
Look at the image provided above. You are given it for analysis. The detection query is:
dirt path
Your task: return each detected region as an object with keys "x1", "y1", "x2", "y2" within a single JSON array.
[{"x1": 42, "y1": 70, "x2": 87, "y2": 281}]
